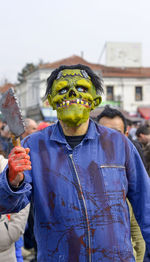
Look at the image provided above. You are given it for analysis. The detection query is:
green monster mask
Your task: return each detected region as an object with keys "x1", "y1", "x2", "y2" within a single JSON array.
[{"x1": 47, "y1": 69, "x2": 102, "y2": 127}]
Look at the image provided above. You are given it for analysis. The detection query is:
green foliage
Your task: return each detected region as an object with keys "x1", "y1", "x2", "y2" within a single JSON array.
[{"x1": 17, "y1": 63, "x2": 37, "y2": 83}]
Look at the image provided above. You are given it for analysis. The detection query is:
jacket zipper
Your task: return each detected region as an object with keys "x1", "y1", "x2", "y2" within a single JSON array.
[{"x1": 69, "y1": 154, "x2": 91, "y2": 262}]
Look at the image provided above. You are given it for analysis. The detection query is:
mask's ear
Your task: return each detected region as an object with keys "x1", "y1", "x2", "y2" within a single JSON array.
[{"x1": 91, "y1": 96, "x2": 102, "y2": 110}]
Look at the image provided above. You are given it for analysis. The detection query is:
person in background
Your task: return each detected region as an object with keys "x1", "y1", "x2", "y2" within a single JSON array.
[
  {"x1": 126, "y1": 120, "x2": 146, "y2": 167},
  {"x1": 128, "y1": 123, "x2": 138, "y2": 141},
  {"x1": 0, "y1": 121, "x2": 10, "y2": 157},
  {"x1": 143, "y1": 139, "x2": 150, "y2": 177},
  {"x1": 136, "y1": 124, "x2": 150, "y2": 148},
  {"x1": 0, "y1": 154, "x2": 30, "y2": 262},
  {"x1": 136, "y1": 123, "x2": 150, "y2": 261},
  {"x1": 97, "y1": 105, "x2": 146, "y2": 262},
  {"x1": 37, "y1": 121, "x2": 50, "y2": 131},
  {"x1": 0, "y1": 124, "x2": 14, "y2": 157},
  {"x1": 22, "y1": 118, "x2": 38, "y2": 139},
  {"x1": 0, "y1": 117, "x2": 6, "y2": 132},
  {"x1": 0, "y1": 64, "x2": 150, "y2": 261},
  {"x1": 136, "y1": 124, "x2": 150, "y2": 176}
]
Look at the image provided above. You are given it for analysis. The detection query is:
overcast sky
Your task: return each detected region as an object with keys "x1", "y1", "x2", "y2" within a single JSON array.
[{"x1": 1, "y1": 0, "x2": 150, "y2": 83}]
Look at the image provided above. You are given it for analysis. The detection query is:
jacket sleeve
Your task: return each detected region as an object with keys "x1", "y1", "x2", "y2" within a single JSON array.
[
  {"x1": 0, "y1": 141, "x2": 32, "y2": 214},
  {"x1": 126, "y1": 143, "x2": 150, "y2": 251},
  {"x1": 0, "y1": 165, "x2": 32, "y2": 214},
  {"x1": 0, "y1": 204, "x2": 30, "y2": 251}
]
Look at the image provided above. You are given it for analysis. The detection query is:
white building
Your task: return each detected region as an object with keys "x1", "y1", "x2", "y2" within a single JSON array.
[{"x1": 15, "y1": 54, "x2": 150, "y2": 121}]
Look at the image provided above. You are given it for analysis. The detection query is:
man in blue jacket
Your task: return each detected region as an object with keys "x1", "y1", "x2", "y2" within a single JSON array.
[{"x1": 0, "y1": 64, "x2": 150, "y2": 261}]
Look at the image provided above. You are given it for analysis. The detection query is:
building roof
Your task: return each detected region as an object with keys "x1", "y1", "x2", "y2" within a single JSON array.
[
  {"x1": 102, "y1": 66, "x2": 150, "y2": 78},
  {"x1": 0, "y1": 83, "x2": 14, "y2": 93},
  {"x1": 38, "y1": 55, "x2": 150, "y2": 78},
  {"x1": 38, "y1": 55, "x2": 103, "y2": 71}
]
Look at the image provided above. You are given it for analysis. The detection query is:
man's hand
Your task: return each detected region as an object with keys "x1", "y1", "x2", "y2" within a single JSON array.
[{"x1": 8, "y1": 147, "x2": 32, "y2": 187}]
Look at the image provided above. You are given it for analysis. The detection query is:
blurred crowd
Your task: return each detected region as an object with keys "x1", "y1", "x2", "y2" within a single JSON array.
[{"x1": 127, "y1": 118, "x2": 150, "y2": 177}]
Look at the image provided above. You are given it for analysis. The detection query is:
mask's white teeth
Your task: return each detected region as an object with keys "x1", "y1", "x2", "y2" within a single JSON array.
[{"x1": 59, "y1": 99, "x2": 90, "y2": 107}]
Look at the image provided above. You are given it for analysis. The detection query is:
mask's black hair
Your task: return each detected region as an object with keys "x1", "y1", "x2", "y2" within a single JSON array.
[
  {"x1": 97, "y1": 105, "x2": 127, "y2": 133},
  {"x1": 45, "y1": 64, "x2": 103, "y2": 97}
]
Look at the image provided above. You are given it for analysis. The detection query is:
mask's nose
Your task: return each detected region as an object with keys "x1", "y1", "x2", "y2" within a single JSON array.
[{"x1": 68, "y1": 89, "x2": 77, "y2": 97}]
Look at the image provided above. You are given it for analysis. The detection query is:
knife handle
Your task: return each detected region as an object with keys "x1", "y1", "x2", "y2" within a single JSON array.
[{"x1": 11, "y1": 135, "x2": 21, "y2": 147}]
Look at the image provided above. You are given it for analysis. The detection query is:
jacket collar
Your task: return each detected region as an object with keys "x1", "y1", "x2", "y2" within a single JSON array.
[{"x1": 49, "y1": 119, "x2": 100, "y2": 144}]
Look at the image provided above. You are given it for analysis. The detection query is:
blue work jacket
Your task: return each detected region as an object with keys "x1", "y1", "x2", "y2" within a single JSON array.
[{"x1": 0, "y1": 120, "x2": 150, "y2": 262}]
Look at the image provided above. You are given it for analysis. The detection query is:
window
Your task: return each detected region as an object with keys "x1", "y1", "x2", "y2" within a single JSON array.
[
  {"x1": 135, "y1": 86, "x2": 142, "y2": 101},
  {"x1": 106, "y1": 86, "x2": 114, "y2": 101}
]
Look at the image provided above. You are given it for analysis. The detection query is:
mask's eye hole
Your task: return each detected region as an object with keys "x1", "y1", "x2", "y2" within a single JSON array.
[
  {"x1": 76, "y1": 86, "x2": 87, "y2": 93},
  {"x1": 59, "y1": 87, "x2": 68, "y2": 95}
]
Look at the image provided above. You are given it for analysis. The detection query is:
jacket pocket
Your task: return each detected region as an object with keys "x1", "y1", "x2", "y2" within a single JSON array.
[
  {"x1": 98, "y1": 165, "x2": 133, "y2": 258},
  {"x1": 99, "y1": 165, "x2": 128, "y2": 207}
]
